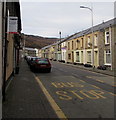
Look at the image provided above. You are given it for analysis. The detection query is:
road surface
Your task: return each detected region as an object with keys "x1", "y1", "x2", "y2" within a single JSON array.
[{"x1": 34, "y1": 61, "x2": 115, "y2": 119}]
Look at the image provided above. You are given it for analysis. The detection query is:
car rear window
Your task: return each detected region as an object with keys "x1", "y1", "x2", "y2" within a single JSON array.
[
  {"x1": 31, "y1": 57, "x2": 36, "y2": 61},
  {"x1": 37, "y1": 60, "x2": 49, "y2": 64}
]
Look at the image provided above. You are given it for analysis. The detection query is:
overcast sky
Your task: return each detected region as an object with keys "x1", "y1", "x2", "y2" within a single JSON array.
[{"x1": 20, "y1": 1, "x2": 115, "y2": 38}]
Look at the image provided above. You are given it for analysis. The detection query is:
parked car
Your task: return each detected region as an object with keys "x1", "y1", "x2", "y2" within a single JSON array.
[
  {"x1": 97, "y1": 65, "x2": 107, "y2": 70},
  {"x1": 30, "y1": 58, "x2": 51, "y2": 73},
  {"x1": 29, "y1": 57, "x2": 38, "y2": 66},
  {"x1": 84, "y1": 64, "x2": 92, "y2": 67},
  {"x1": 25, "y1": 56, "x2": 31, "y2": 65},
  {"x1": 29, "y1": 57, "x2": 41, "y2": 68}
]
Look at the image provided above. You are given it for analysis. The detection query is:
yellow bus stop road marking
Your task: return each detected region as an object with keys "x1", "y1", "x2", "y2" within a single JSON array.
[
  {"x1": 91, "y1": 85, "x2": 101, "y2": 89},
  {"x1": 96, "y1": 79, "x2": 104, "y2": 83},
  {"x1": 108, "y1": 92, "x2": 116, "y2": 96},
  {"x1": 79, "y1": 80, "x2": 86, "y2": 83},
  {"x1": 33, "y1": 74, "x2": 68, "y2": 120},
  {"x1": 86, "y1": 76, "x2": 92, "y2": 79}
]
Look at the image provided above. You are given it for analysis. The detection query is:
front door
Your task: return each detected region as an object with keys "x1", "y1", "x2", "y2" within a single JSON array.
[
  {"x1": 72, "y1": 51, "x2": 74, "y2": 63},
  {"x1": 94, "y1": 51, "x2": 98, "y2": 67}
]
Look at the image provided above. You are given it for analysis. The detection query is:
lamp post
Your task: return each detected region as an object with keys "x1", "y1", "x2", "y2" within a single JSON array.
[
  {"x1": 80, "y1": 5, "x2": 94, "y2": 69},
  {"x1": 59, "y1": 31, "x2": 62, "y2": 61},
  {"x1": 59, "y1": 31, "x2": 61, "y2": 45}
]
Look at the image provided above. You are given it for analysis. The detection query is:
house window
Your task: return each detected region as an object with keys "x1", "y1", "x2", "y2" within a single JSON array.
[
  {"x1": 94, "y1": 34, "x2": 98, "y2": 46},
  {"x1": 80, "y1": 38, "x2": 83, "y2": 48},
  {"x1": 68, "y1": 53, "x2": 71, "y2": 60},
  {"x1": 105, "y1": 31, "x2": 110, "y2": 44},
  {"x1": 76, "y1": 52, "x2": 80, "y2": 62},
  {"x1": 105, "y1": 50, "x2": 111, "y2": 64},
  {"x1": 87, "y1": 51, "x2": 91, "y2": 63},
  {"x1": 62, "y1": 52, "x2": 64, "y2": 60},
  {"x1": 72, "y1": 41, "x2": 74, "y2": 49},
  {"x1": 88, "y1": 36, "x2": 91, "y2": 47},
  {"x1": 76, "y1": 39, "x2": 79, "y2": 49},
  {"x1": 58, "y1": 44, "x2": 61, "y2": 51},
  {"x1": 68, "y1": 42, "x2": 70, "y2": 50}
]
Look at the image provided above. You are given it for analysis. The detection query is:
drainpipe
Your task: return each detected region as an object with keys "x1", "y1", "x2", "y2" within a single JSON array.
[
  {"x1": 109, "y1": 25, "x2": 112, "y2": 70},
  {"x1": 0, "y1": 5, "x2": 3, "y2": 118},
  {"x1": 2, "y1": 2, "x2": 7, "y2": 101},
  {"x1": 0, "y1": 2, "x2": 2, "y2": 92},
  {"x1": 0, "y1": 0, "x2": 2, "y2": 112}
]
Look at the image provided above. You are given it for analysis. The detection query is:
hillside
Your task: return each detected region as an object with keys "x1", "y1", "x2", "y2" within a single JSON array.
[{"x1": 24, "y1": 34, "x2": 59, "y2": 49}]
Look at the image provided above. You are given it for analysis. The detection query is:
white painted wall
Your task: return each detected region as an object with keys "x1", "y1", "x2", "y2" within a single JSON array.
[
  {"x1": 34, "y1": 48, "x2": 39, "y2": 57},
  {"x1": 61, "y1": 42, "x2": 67, "y2": 62}
]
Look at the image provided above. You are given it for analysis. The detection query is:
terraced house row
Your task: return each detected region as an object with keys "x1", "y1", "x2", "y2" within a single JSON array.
[
  {"x1": 0, "y1": 1, "x2": 22, "y2": 100},
  {"x1": 39, "y1": 18, "x2": 116, "y2": 71}
]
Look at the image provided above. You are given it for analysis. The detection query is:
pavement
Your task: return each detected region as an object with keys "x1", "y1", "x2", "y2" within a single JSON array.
[{"x1": 2, "y1": 59, "x2": 59, "y2": 119}]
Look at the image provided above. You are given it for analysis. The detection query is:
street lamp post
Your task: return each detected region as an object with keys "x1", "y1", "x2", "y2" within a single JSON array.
[
  {"x1": 59, "y1": 31, "x2": 62, "y2": 60},
  {"x1": 59, "y1": 31, "x2": 61, "y2": 45},
  {"x1": 80, "y1": 5, "x2": 94, "y2": 69}
]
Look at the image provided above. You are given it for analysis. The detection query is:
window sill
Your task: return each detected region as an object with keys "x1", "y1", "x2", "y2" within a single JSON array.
[
  {"x1": 104, "y1": 64, "x2": 111, "y2": 66},
  {"x1": 87, "y1": 62, "x2": 91, "y2": 64},
  {"x1": 76, "y1": 61, "x2": 80, "y2": 63},
  {"x1": 105, "y1": 43, "x2": 110, "y2": 46}
]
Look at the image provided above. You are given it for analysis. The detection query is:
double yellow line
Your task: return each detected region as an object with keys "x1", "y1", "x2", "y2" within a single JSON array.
[{"x1": 33, "y1": 74, "x2": 68, "y2": 120}]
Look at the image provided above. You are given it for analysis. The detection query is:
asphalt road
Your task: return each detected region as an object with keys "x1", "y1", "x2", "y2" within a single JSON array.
[{"x1": 34, "y1": 61, "x2": 115, "y2": 119}]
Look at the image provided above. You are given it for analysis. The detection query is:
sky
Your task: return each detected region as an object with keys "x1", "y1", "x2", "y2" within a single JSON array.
[{"x1": 20, "y1": 1, "x2": 115, "y2": 38}]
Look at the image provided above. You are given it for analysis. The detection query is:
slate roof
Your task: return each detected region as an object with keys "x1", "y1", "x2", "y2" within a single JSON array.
[
  {"x1": 41, "y1": 18, "x2": 116, "y2": 49},
  {"x1": 68, "y1": 17, "x2": 116, "y2": 40},
  {"x1": 41, "y1": 44, "x2": 52, "y2": 49},
  {"x1": 25, "y1": 47, "x2": 36, "y2": 51}
]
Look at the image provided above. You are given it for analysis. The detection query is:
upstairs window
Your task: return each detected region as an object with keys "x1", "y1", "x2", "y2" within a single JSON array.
[
  {"x1": 88, "y1": 36, "x2": 91, "y2": 47},
  {"x1": 105, "y1": 31, "x2": 110, "y2": 44},
  {"x1": 76, "y1": 39, "x2": 79, "y2": 49},
  {"x1": 94, "y1": 34, "x2": 98, "y2": 46},
  {"x1": 80, "y1": 38, "x2": 83, "y2": 48},
  {"x1": 68, "y1": 42, "x2": 70, "y2": 50},
  {"x1": 72, "y1": 41, "x2": 74, "y2": 49}
]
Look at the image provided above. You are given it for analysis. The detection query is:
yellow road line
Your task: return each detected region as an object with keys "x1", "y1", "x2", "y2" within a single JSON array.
[
  {"x1": 91, "y1": 85, "x2": 101, "y2": 89},
  {"x1": 96, "y1": 79, "x2": 104, "y2": 83},
  {"x1": 86, "y1": 76, "x2": 92, "y2": 79},
  {"x1": 33, "y1": 74, "x2": 68, "y2": 119},
  {"x1": 108, "y1": 92, "x2": 116, "y2": 96},
  {"x1": 87, "y1": 76, "x2": 105, "y2": 83},
  {"x1": 79, "y1": 80, "x2": 86, "y2": 83}
]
